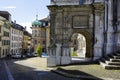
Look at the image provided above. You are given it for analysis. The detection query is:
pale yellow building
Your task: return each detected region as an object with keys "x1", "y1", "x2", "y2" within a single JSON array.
[
  {"x1": 31, "y1": 16, "x2": 50, "y2": 53},
  {"x1": 23, "y1": 30, "x2": 32, "y2": 54},
  {"x1": 0, "y1": 16, "x2": 11, "y2": 58}
]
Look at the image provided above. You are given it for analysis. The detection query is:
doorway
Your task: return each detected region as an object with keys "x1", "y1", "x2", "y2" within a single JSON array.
[{"x1": 71, "y1": 33, "x2": 86, "y2": 58}]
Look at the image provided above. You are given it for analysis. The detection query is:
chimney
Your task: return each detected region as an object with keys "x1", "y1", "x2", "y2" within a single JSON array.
[
  {"x1": 25, "y1": 26, "x2": 26, "y2": 30},
  {"x1": 14, "y1": 20, "x2": 16, "y2": 24}
]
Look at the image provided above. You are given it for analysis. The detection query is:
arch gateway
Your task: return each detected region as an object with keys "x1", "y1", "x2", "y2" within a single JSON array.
[{"x1": 47, "y1": 0, "x2": 119, "y2": 66}]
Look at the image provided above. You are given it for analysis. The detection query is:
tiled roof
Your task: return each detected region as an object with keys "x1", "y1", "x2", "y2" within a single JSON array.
[
  {"x1": 0, "y1": 11, "x2": 11, "y2": 15},
  {"x1": 24, "y1": 30, "x2": 32, "y2": 37},
  {"x1": 39, "y1": 16, "x2": 50, "y2": 22},
  {"x1": 11, "y1": 21, "x2": 25, "y2": 31}
]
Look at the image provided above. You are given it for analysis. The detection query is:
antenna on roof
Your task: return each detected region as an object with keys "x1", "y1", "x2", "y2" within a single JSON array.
[{"x1": 36, "y1": 9, "x2": 38, "y2": 20}]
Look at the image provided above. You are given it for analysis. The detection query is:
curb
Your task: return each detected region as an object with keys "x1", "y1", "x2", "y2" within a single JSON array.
[{"x1": 3, "y1": 60, "x2": 14, "y2": 80}]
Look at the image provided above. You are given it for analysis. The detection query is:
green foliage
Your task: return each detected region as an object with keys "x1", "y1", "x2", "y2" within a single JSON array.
[
  {"x1": 71, "y1": 52, "x2": 78, "y2": 57},
  {"x1": 36, "y1": 44, "x2": 42, "y2": 57}
]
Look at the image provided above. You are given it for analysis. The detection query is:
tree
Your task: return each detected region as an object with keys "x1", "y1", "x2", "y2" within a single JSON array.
[{"x1": 36, "y1": 44, "x2": 42, "y2": 57}]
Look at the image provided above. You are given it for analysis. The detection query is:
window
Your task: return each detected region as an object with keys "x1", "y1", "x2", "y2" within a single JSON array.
[
  {"x1": 0, "y1": 25, "x2": 1, "y2": 33},
  {"x1": 0, "y1": 36, "x2": 1, "y2": 41},
  {"x1": 0, "y1": 47, "x2": 1, "y2": 55},
  {"x1": 34, "y1": 40, "x2": 37, "y2": 44},
  {"x1": 42, "y1": 31, "x2": 46, "y2": 38},
  {"x1": 3, "y1": 49, "x2": 4, "y2": 55},
  {"x1": 43, "y1": 40, "x2": 46, "y2": 44},
  {"x1": 3, "y1": 31, "x2": 9, "y2": 37},
  {"x1": 2, "y1": 40, "x2": 4, "y2": 45}
]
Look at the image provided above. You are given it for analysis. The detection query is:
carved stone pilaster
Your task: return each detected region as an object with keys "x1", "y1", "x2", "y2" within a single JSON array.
[
  {"x1": 105, "y1": 0, "x2": 114, "y2": 54},
  {"x1": 93, "y1": 2, "x2": 105, "y2": 60}
]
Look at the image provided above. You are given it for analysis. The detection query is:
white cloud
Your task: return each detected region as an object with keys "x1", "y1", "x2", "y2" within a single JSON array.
[
  {"x1": 3, "y1": 6, "x2": 16, "y2": 9},
  {"x1": 20, "y1": 22, "x2": 32, "y2": 33}
]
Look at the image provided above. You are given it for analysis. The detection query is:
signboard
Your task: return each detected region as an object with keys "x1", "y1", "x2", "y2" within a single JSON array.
[{"x1": 72, "y1": 15, "x2": 88, "y2": 28}]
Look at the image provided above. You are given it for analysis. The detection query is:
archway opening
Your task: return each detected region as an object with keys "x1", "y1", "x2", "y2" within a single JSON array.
[{"x1": 71, "y1": 33, "x2": 86, "y2": 62}]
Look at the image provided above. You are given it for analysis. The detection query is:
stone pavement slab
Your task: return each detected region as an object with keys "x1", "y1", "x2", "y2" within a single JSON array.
[{"x1": 52, "y1": 63, "x2": 120, "y2": 80}]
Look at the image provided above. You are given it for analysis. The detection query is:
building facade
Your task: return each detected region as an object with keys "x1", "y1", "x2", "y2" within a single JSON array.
[
  {"x1": 10, "y1": 21, "x2": 24, "y2": 55},
  {"x1": 0, "y1": 16, "x2": 11, "y2": 58},
  {"x1": 31, "y1": 16, "x2": 50, "y2": 53},
  {"x1": 23, "y1": 30, "x2": 32, "y2": 54},
  {"x1": 47, "y1": 0, "x2": 119, "y2": 66}
]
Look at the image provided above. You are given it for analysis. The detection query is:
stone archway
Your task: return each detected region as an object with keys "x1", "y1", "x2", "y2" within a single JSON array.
[
  {"x1": 71, "y1": 33, "x2": 86, "y2": 58},
  {"x1": 71, "y1": 30, "x2": 92, "y2": 59}
]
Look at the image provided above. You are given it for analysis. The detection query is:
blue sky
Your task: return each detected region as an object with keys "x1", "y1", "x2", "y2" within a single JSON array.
[{"x1": 0, "y1": 0, "x2": 50, "y2": 33}]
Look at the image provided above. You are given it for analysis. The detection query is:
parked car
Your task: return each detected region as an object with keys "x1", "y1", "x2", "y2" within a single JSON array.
[
  {"x1": 31, "y1": 52, "x2": 37, "y2": 57},
  {"x1": 26, "y1": 53, "x2": 32, "y2": 57},
  {"x1": 41, "y1": 52, "x2": 48, "y2": 58},
  {"x1": 11, "y1": 53, "x2": 21, "y2": 59}
]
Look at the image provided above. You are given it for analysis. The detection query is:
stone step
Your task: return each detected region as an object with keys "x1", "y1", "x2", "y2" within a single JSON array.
[
  {"x1": 106, "y1": 61, "x2": 120, "y2": 65},
  {"x1": 116, "y1": 52, "x2": 120, "y2": 54},
  {"x1": 100, "y1": 61, "x2": 120, "y2": 69},
  {"x1": 114, "y1": 53, "x2": 120, "y2": 56},
  {"x1": 110, "y1": 59, "x2": 120, "y2": 62},
  {"x1": 104, "y1": 55, "x2": 111, "y2": 60},
  {"x1": 104, "y1": 65, "x2": 120, "y2": 70},
  {"x1": 113, "y1": 56, "x2": 120, "y2": 59}
]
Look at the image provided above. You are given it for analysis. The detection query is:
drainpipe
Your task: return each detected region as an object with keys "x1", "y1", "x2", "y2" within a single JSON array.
[
  {"x1": 103, "y1": 0, "x2": 108, "y2": 56},
  {"x1": 113, "y1": 0, "x2": 117, "y2": 52},
  {"x1": 60, "y1": 8, "x2": 64, "y2": 65},
  {"x1": 92, "y1": 0, "x2": 95, "y2": 60}
]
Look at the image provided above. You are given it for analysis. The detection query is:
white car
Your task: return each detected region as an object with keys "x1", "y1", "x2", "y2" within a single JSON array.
[
  {"x1": 11, "y1": 53, "x2": 21, "y2": 58},
  {"x1": 31, "y1": 52, "x2": 37, "y2": 57}
]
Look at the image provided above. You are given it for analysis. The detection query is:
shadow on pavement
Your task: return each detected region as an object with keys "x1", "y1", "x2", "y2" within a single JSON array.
[
  {"x1": 6, "y1": 58, "x2": 80, "y2": 80},
  {"x1": 0, "y1": 59, "x2": 9, "y2": 80},
  {"x1": 53, "y1": 68, "x2": 103, "y2": 80},
  {"x1": 5, "y1": 59, "x2": 48, "y2": 80}
]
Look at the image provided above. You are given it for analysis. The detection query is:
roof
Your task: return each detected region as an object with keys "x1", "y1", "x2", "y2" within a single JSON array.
[
  {"x1": 39, "y1": 16, "x2": 50, "y2": 22},
  {"x1": 11, "y1": 21, "x2": 25, "y2": 31},
  {"x1": 0, "y1": 11, "x2": 11, "y2": 21},
  {"x1": 0, "y1": 11, "x2": 11, "y2": 15},
  {"x1": 24, "y1": 30, "x2": 32, "y2": 37},
  {"x1": 32, "y1": 19, "x2": 42, "y2": 26}
]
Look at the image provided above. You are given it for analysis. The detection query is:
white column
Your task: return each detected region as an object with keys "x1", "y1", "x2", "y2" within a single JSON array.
[
  {"x1": 94, "y1": 14, "x2": 103, "y2": 60},
  {"x1": 116, "y1": 1, "x2": 120, "y2": 52},
  {"x1": 61, "y1": 46, "x2": 71, "y2": 65},
  {"x1": 93, "y1": 2, "x2": 105, "y2": 60},
  {"x1": 47, "y1": 46, "x2": 57, "y2": 67},
  {"x1": 55, "y1": 44, "x2": 61, "y2": 65},
  {"x1": 105, "y1": 0, "x2": 114, "y2": 55}
]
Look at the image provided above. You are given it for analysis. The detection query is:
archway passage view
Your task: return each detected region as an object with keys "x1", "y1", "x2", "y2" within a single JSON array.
[
  {"x1": 71, "y1": 33, "x2": 86, "y2": 58},
  {"x1": 71, "y1": 33, "x2": 87, "y2": 62}
]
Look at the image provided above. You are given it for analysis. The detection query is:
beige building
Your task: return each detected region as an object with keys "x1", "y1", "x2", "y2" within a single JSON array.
[
  {"x1": 0, "y1": 16, "x2": 11, "y2": 58},
  {"x1": 10, "y1": 22, "x2": 24, "y2": 55},
  {"x1": 31, "y1": 16, "x2": 50, "y2": 53},
  {"x1": 23, "y1": 30, "x2": 32, "y2": 54}
]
